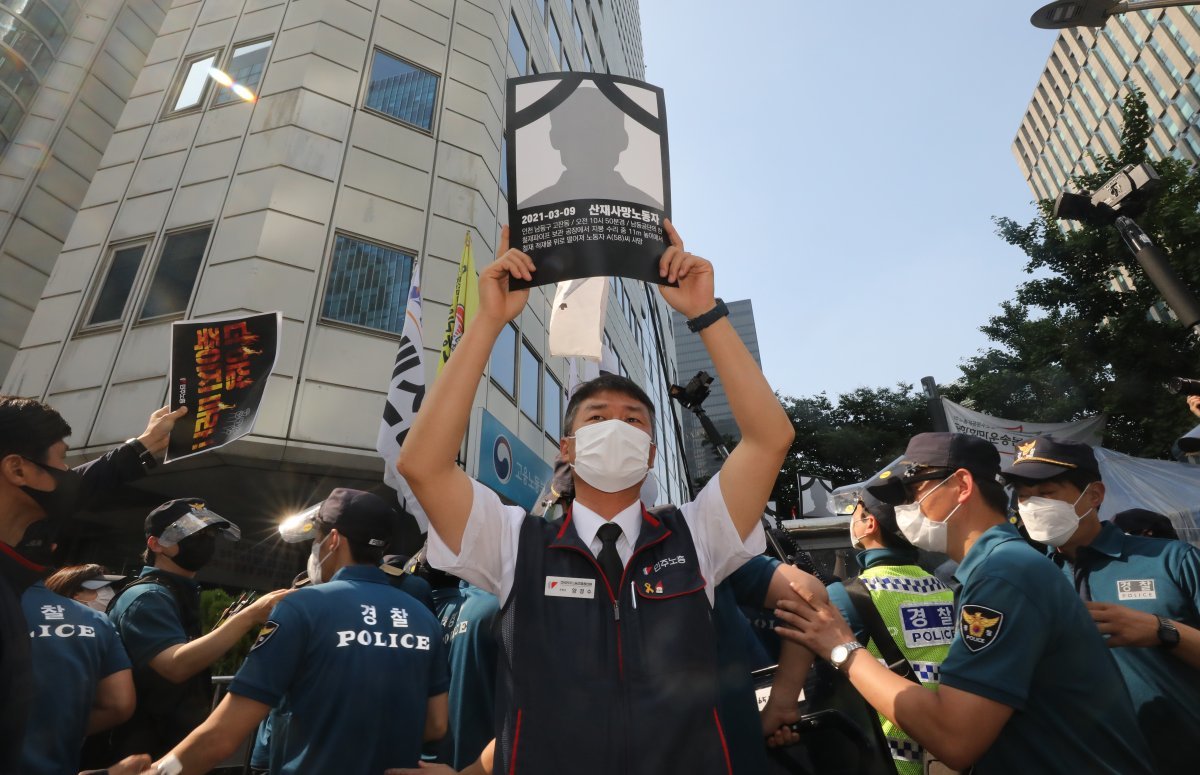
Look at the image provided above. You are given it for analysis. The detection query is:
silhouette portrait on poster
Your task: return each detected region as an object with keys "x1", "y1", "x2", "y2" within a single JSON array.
[{"x1": 506, "y1": 73, "x2": 671, "y2": 289}]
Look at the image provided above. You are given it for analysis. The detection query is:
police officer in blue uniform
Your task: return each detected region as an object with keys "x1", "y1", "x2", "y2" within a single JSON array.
[
  {"x1": 144, "y1": 488, "x2": 449, "y2": 775},
  {"x1": 106, "y1": 498, "x2": 284, "y2": 760},
  {"x1": 1002, "y1": 436, "x2": 1200, "y2": 774},
  {"x1": 774, "y1": 432, "x2": 1153, "y2": 774},
  {"x1": 435, "y1": 577, "x2": 501, "y2": 770},
  {"x1": 20, "y1": 577, "x2": 134, "y2": 774}
]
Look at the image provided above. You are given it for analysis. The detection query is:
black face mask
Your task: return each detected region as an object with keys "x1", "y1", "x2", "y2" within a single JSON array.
[
  {"x1": 172, "y1": 532, "x2": 217, "y2": 572},
  {"x1": 20, "y1": 460, "x2": 83, "y2": 521}
]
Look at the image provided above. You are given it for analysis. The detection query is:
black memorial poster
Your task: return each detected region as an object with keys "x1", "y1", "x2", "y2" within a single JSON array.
[
  {"x1": 506, "y1": 73, "x2": 671, "y2": 289},
  {"x1": 166, "y1": 311, "x2": 281, "y2": 463}
]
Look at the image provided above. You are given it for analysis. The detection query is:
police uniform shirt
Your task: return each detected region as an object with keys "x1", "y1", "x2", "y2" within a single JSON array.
[
  {"x1": 1061, "y1": 522, "x2": 1200, "y2": 772},
  {"x1": 939, "y1": 522, "x2": 1152, "y2": 775},
  {"x1": 21, "y1": 581, "x2": 131, "y2": 775},
  {"x1": 108, "y1": 566, "x2": 197, "y2": 666},
  {"x1": 438, "y1": 583, "x2": 500, "y2": 770},
  {"x1": 427, "y1": 472, "x2": 766, "y2": 606},
  {"x1": 230, "y1": 565, "x2": 449, "y2": 774}
]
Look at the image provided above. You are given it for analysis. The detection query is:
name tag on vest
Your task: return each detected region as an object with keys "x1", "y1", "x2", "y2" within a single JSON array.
[
  {"x1": 545, "y1": 576, "x2": 596, "y2": 599},
  {"x1": 899, "y1": 601, "x2": 955, "y2": 648},
  {"x1": 1117, "y1": 579, "x2": 1156, "y2": 600}
]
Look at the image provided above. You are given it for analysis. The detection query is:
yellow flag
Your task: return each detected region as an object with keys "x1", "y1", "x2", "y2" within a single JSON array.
[{"x1": 438, "y1": 231, "x2": 479, "y2": 373}]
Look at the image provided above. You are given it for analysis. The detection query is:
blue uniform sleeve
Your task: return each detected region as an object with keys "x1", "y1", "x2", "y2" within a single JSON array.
[
  {"x1": 428, "y1": 623, "x2": 450, "y2": 696},
  {"x1": 230, "y1": 598, "x2": 309, "y2": 708},
  {"x1": 725, "y1": 555, "x2": 782, "y2": 609},
  {"x1": 1173, "y1": 543, "x2": 1200, "y2": 621},
  {"x1": 96, "y1": 615, "x2": 132, "y2": 677},
  {"x1": 113, "y1": 588, "x2": 189, "y2": 667},
  {"x1": 825, "y1": 582, "x2": 868, "y2": 644},
  {"x1": 938, "y1": 574, "x2": 1049, "y2": 710}
]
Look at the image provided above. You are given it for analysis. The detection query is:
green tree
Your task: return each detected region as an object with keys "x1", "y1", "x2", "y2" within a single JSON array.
[
  {"x1": 771, "y1": 384, "x2": 934, "y2": 512},
  {"x1": 965, "y1": 89, "x2": 1200, "y2": 457}
]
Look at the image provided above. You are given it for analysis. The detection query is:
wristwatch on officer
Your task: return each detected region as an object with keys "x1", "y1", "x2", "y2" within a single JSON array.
[
  {"x1": 1157, "y1": 616, "x2": 1180, "y2": 649},
  {"x1": 125, "y1": 437, "x2": 158, "y2": 470},
  {"x1": 830, "y1": 641, "x2": 864, "y2": 670},
  {"x1": 686, "y1": 298, "x2": 729, "y2": 333}
]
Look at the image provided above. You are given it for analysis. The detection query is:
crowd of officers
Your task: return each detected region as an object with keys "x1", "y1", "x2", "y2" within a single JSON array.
[{"x1": 2, "y1": 225, "x2": 1199, "y2": 775}]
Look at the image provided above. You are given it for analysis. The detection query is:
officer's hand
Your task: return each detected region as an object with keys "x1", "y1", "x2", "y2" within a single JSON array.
[
  {"x1": 1188, "y1": 395, "x2": 1200, "y2": 419},
  {"x1": 79, "y1": 753, "x2": 151, "y2": 774},
  {"x1": 773, "y1": 582, "x2": 857, "y2": 661},
  {"x1": 761, "y1": 698, "x2": 801, "y2": 747},
  {"x1": 236, "y1": 588, "x2": 294, "y2": 625},
  {"x1": 137, "y1": 405, "x2": 188, "y2": 457},
  {"x1": 385, "y1": 763, "x2": 458, "y2": 774},
  {"x1": 1086, "y1": 601, "x2": 1161, "y2": 647}
]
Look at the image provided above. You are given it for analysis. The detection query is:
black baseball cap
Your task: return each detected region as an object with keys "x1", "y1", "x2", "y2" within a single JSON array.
[
  {"x1": 145, "y1": 498, "x2": 239, "y2": 546},
  {"x1": 316, "y1": 488, "x2": 392, "y2": 549},
  {"x1": 867, "y1": 433, "x2": 1001, "y2": 506},
  {"x1": 1000, "y1": 436, "x2": 1100, "y2": 483},
  {"x1": 1111, "y1": 509, "x2": 1179, "y2": 540}
]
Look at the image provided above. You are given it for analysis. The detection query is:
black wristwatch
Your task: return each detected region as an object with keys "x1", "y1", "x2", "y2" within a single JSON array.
[
  {"x1": 686, "y1": 298, "x2": 729, "y2": 333},
  {"x1": 125, "y1": 437, "x2": 158, "y2": 470},
  {"x1": 1157, "y1": 616, "x2": 1180, "y2": 649}
]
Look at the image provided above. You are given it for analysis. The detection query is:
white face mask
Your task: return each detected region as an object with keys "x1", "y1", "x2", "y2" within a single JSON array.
[
  {"x1": 307, "y1": 533, "x2": 334, "y2": 585},
  {"x1": 1018, "y1": 485, "x2": 1092, "y2": 547},
  {"x1": 849, "y1": 516, "x2": 868, "y2": 550},
  {"x1": 570, "y1": 419, "x2": 653, "y2": 493},
  {"x1": 894, "y1": 475, "x2": 962, "y2": 554},
  {"x1": 84, "y1": 585, "x2": 114, "y2": 613}
]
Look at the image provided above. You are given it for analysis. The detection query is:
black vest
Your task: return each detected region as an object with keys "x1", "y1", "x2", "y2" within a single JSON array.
[
  {"x1": 106, "y1": 572, "x2": 212, "y2": 759},
  {"x1": 495, "y1": 505, "x2": 732, "y2": 775}
]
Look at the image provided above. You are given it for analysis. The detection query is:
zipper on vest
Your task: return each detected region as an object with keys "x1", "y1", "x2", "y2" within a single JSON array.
[{"x1": 613, "y1": 600, "x2": 620, "y2": 621}]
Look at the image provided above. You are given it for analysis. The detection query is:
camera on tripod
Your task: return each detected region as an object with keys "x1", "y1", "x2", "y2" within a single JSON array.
[
  {"x1": 1165, "y1": 377, "x2": 1200, "y2": 397},
  {"x1": 668, "y1": 371, "x2": 713, "y2": 410}
]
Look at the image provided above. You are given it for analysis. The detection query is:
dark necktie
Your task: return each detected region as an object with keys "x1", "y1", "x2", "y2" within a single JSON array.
[
  {"x1": 1072, "y1": 549, "x2": 1093, "y2": 602},
  {"x1": 596, "y1": 522, "x2": 624, "y2": 595}
]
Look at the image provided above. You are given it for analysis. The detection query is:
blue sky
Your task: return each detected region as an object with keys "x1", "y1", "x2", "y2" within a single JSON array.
[{"x1": 640, "y1": 1, "x2": 1064, "y2": 399}]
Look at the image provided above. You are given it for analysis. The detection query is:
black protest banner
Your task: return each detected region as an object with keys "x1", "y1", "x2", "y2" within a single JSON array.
[
  {"x1": 505, "y1": 73, "x2": 671, "y2": 289},
  {"x1": 166, "y1": 312, "x2": 281, "y2": 462}
]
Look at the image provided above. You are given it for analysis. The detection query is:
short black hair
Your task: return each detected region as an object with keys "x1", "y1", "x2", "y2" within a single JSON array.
[
  {"x1": 562, "y1": 374, "x2": 656, "y2": 438},
  {"x1": 976, "y1": 477, "x2": 1010, "y2": 516},
  {"x1": 315, "y1": 525, "x2": 384, "y2": 566},
  {"x1": 0, "y1": 395, "x2": 71, "y2": 463}
]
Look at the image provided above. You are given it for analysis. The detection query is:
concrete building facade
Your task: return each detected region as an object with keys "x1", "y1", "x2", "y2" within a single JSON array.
[
  {"x1": 2, "y1": 0, "x2": 687, "y2": 589},
  {"x1": 1013, "y1": 7, "x2": 1200, "y2": 203},
  {"x1": 671, "y1": 298, "x2": 761, "y2": 489}
]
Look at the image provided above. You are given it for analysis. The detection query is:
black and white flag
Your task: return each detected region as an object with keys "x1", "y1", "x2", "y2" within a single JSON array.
[{"x1": 376, "y1": 281, "x2": 428, "y2": 530}]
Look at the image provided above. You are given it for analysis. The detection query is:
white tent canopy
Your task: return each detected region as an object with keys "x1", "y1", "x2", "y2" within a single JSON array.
[{"x1": 1095, "y1": 447, "x2": 1200, "y2": 544}]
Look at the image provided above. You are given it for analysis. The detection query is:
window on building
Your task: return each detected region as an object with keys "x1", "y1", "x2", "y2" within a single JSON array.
[
  {"x1": 549, "y1": 13, "x2": 562, "y2": 65},
  {"x1": 84, "y1": 243, "x2": 147, "y2": 328},
  {"x1": 139, "y1": 226, "x2": 212, "y2": 320},
  {"x1": 365, "y1": 49, "x2": 439, "y2": 131},
  {"x1": 574, "y1": 12, "x2": 584, "y2": 52},
  {"x1": 213, "y1": 38, "x2": 272, "y2": 105},
  {"x1": 170, "y1": 52, "x2": 220, "y2": 113},
  {"x1": 320, "y1": 234, "x2": 415, "y2": 334},
  {"x1": 534, "y1": 0, "x2": 547, "y2": 21},
  {"x1": 582, "y1": 44, "x2": 591, "y2": 72},
  {"x1": 490, "y1": 323, "x2": 517, "y2": 395},
  {"x1": 544, "y1": 371, "x2": 563, "y2": 439},
  {"x1": 520, "y1": 340, "x2": 541, "y2": 424},
  {"x1": 509, "y1": 13, "x2": 528, "y2": 75}
]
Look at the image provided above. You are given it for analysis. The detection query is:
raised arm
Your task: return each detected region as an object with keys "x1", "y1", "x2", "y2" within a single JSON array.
[
  {"x1": 397, "y1": 228, "x2": 534, "y2": 553},
  {"x1": 657, "y1": 221, "x2": 794, "y2": 539}
]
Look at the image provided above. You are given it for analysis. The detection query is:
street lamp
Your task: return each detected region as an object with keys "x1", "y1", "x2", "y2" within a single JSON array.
[{"x1": 1032, "y1": 0, "x2": 1197, "y2": 29}]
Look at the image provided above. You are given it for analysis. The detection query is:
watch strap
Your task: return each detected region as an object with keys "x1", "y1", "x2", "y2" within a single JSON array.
[
  {"x1": 831, "y1": 640, "x2": 864, "y2": 670},
  {"x1": 1158, "y1": 616, "x2": 1180, "y2": 648},
  {"x1": 125, "y1": 437, "x2": 158, "y2": 470},
  {"x1": 686, "y1": 298, "x2": 729, "y2": 333}
]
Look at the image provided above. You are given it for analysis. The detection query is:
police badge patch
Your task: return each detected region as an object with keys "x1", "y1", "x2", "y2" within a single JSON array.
[
  {"x1": 959, "y1": 605, "x2": 1003, "y2": 653},
  {"x1": 250, "y1": 620, "x2": 279, "y2": 651}
]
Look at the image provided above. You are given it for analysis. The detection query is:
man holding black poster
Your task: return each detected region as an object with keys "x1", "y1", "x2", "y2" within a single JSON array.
[{"x1": 398, "y1": 221, "x2": 794, "y2": 775}]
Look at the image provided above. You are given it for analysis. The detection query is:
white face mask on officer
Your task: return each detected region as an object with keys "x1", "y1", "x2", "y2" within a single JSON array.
[
  {"x1": 894, "y1": 475, "x2": 962, "y2": 554},
  {"x1": 569, "y1": 419, "x2": 653, "y2": 493},
  {"x1": 84, "y1": 585, "x2": 115, "y2": 613},
  {"x1": 307, "y1": 533, "x2": 335, "y2": 585},
  {"x1": 848, "y1": 515, "x2": 869, "y2": 550},
  {"x1": 1017, "y1": 484, "x2": 1093, "y2": 547}
]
